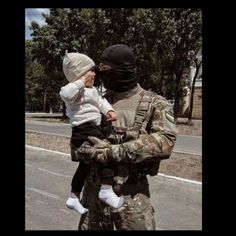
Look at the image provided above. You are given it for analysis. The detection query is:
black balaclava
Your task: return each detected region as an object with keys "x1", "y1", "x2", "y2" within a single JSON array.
[{"x1": 99, "y1": 44, "x2": 137, "y2": 92}]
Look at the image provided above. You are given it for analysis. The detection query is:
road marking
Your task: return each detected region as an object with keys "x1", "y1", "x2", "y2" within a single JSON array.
[
  {"x1": 36, "y1": 200, "x2": 46, "y2": 205},
  {"x1": 26, "y1": 145, "x2": 71, "y2": 157},
  {"x1": 26, "y1": 162, "x2": 73, "y2": 178},
  {"x1": 26, "y1": 145, "x2": 201, "y2": 184},
  {"x1": 59, "y1": 209, "x2": 70, "y2": 214},
  {"x1": 157, "y1": 173, "x2": 202, "y2": 185},
  {"x1": 26, "y1": 163, "x2": 33, "y2": 167},
  {"x1": 37, "y1": 167, "x2": 72, "y2": 178},
  {"x1": 173, "y1": 150, "x2": 202, "y2": 156},
  {"x1": 177, "y1": 134, "x2": 202, "y2": 139},
  {"x1": 27, "y1": 187, "x2": 62, "y2": 200}
]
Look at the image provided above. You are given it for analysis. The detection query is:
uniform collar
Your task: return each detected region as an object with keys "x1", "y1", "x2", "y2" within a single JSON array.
[{"x1": 111, "y1": 84, "x2": 142, "y2": 99}]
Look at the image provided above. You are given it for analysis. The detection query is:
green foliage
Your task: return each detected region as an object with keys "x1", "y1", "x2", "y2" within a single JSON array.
[
  {"x1": 25, "y1": 40, "x2": 46, "y2": 110},
  {"x1": 26, "y1": 8, "x2": 202, "y2": 114}
]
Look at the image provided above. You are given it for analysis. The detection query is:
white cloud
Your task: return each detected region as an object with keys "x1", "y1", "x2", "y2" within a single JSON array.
[{"x1": 25, "y1": 8, "x2": 50, "y2": 40}]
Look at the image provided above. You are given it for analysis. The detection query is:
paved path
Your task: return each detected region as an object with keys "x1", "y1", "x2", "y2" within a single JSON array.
[
  {"x1": 25, "y1": 146, "x2": 202, "y2": 230},
  {"x1": 25, "y1": 121, "x2": 202, "y2": 155}
]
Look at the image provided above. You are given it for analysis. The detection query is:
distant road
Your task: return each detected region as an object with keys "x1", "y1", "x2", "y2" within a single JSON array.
[
  {"x1": 26, "y1": 121, "x2": 71, "y2": 137},
  {"x1": 25, "y1": 120, "x2": 201, "y2": 156},
  {"x1": 174, "y1": 135, "x2": 201, "y2": 155}
]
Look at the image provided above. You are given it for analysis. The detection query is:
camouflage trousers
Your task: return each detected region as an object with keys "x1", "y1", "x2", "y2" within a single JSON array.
[{"x1": 78, "y1": 171, "x2": 156, "y2": 230}]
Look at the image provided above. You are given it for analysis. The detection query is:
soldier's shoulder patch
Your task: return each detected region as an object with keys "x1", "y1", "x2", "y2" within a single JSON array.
[
  {"x1": 152, "y1": 95, "x2": 168, "y2": 110},
  {"x1": 165, "y1": 110, "x2": 175, "y2": 124}
]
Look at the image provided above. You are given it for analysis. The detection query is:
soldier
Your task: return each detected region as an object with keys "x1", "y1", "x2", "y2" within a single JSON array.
[{"x1": 73, "y1": 44, "x2": 177, "y2": 230}]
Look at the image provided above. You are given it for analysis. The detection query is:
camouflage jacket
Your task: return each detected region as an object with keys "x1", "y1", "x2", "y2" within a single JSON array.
[{"x1": 102, "y1": 84, "x2": 177, "y2": 164}]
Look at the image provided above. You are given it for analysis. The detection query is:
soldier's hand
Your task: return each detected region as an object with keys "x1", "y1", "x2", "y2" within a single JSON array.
[
  {"x1": 87, "y1": 136, "x2": 111, "y2": 148},
  {"x1": 88, "y1": 136, "x2": 112, "y2": 163},
  {"x1": 76, "y1": 137, "x2": 112, "y2": 163},
  {"x1": 87, "y1": 136, "x2": 123, "y2": 163},
  {"x1": 75, "y1": 141, "x2": 96, "y2": 162}
]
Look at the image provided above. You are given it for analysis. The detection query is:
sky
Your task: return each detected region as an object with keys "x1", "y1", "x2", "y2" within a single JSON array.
[{"x1": 25, "y1": 8, "x2": 50, "y2": 40}]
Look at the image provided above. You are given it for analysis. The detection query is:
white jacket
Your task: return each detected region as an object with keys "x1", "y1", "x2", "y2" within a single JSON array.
[{"x1": 59, "y1": 80, "x2": 113, "y2": 127}]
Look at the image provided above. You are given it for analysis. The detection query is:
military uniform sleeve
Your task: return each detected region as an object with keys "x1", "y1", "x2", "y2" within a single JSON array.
[{"x1": 112, "y1": 95, "x2": 177, "y2": 163}]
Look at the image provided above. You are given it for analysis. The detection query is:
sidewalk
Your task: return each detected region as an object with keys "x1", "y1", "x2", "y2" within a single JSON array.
[
  {"x1": 25, "y1": 112, "x2": 63, "y2": 117},
  {"x1": 176, "y1": 119, "x2": 202, "y2": 136}
]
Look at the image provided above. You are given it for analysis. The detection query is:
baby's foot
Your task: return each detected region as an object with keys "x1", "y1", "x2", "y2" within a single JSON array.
[
  {"x1": 98, "y1": 186, "x2": 124, "y2": 209},
  {"x1": 66, "y1": 197, "x2": 88, "y2": 214}
]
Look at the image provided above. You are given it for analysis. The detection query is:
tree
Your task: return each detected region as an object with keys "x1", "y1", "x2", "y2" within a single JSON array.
[
  {"x1": 30, "y1": 8, "x2": 112, "y2": 116},
  {"x1": 188, "y1": 47, "x2": 202, "y2": 123},
  {"x1": 25, "y1": 40, "x2": 46, "y2": 111},
  {"x1": 29, "y1": 9, "x2": 70, "y2": 115},
  {"x1": 28, "y1": 8, "x2": 202, "y2": 118},
  {"x1": 168, "y1": 9, "x2": 202, "y2": 118}
]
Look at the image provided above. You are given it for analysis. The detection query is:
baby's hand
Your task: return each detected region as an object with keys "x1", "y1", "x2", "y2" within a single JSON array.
[
  {"x1": 79, "y1": 74, "x2": 88, "y2": 84},
  {"x1": 106, "y1": 110, "x2": 117, "y2": 121}
]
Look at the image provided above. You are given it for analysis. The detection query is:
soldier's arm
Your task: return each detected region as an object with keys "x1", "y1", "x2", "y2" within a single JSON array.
[{"x1": 112, "y1": 96, "x2": 177, "y2": 163}]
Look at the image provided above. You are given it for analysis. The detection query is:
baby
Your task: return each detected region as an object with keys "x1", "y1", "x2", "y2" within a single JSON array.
[{"x1": 59, "y1": 51, "x2": 124, "y2": 214}]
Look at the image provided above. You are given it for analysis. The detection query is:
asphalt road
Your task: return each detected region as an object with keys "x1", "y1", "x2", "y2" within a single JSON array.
[
  {"x1": 25, "y1": 121, "x2": 202, "y2": 155},
  {"x1": 25, "y1": 146, "x2": 202, "y2": 230}
]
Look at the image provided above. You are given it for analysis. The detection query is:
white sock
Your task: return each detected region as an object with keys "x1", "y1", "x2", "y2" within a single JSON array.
[
  {"x1": 98, "y1": 185, "x2": 124, "y2": 209},
  {"x1": 66, "y1": 197, "x2": 89, "y2": 214}
]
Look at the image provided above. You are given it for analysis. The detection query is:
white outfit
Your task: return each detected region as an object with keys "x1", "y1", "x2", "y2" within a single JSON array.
[
  {"x1": 59, "y1": 79, "x2": 113, "y2": 127},
  {"x1": 61, "y1": 52, "x2": 123, "y2": 211}
]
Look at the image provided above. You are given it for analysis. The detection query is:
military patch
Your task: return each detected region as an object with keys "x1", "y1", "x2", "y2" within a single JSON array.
[
  {"x1": 165, "y1": 111, "x2": 175, "y2": 124},
  {"x1": 153, "y1": 110, "x2": 162, "y2": 120}
]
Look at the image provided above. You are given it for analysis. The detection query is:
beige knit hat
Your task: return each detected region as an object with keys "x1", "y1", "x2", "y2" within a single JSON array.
[{"x1": 63, "y1": 50, "x2": 95, "y2": 82}]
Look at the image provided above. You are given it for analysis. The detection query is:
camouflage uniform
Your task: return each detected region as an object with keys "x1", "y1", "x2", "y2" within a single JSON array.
[{"x1": 75, "y1": 84, "x2": 177, "y2": 230}]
